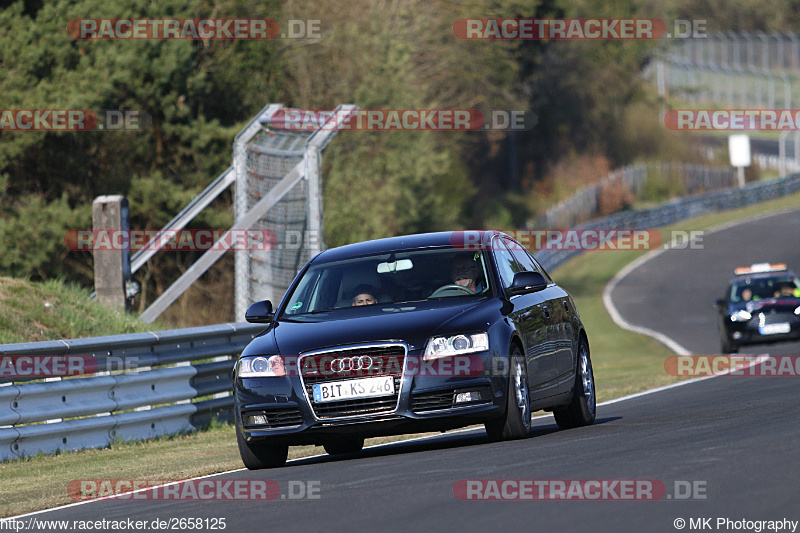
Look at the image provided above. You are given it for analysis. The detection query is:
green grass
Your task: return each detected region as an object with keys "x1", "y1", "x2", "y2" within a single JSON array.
[
  {"x1": 0, "y1": 423, "x2": 447, "y2": 518},
  {"x1": 0, "y1": 277, "x2": 162, "y2": 344},
  {"x1": 555, "y1": 248, "x2": 681, "y2": 400},
  {"x1": 2, "y1": 189, "x2": 799, "y2": 518}
]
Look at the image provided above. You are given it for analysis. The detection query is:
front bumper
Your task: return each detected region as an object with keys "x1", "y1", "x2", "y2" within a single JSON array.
[
  {"x1": 724, "y1": 312, "x2": 800, "y2": 346},
  {"x1": 234, "y1": 346, "x2": 506, "y2": 444}
]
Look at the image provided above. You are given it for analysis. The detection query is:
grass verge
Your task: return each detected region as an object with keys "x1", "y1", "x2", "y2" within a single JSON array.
[
  {"x1": 0, "y1": 278, "x2": 162, "y2": 344},
  {"x1": 2, "y1": 190, "x2": 799, "y2": 518},
  {"x1": 0, "y1": 425, "x2": 446, "y2": 518}
]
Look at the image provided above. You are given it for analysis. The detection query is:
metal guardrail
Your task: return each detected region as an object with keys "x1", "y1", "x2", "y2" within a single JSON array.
[
  {"x1": 535, "y1": 172, "x2": 800, "y2": 272},
  {"x1": 0, "y1": 322, "x2": 263, "y2": 461}
]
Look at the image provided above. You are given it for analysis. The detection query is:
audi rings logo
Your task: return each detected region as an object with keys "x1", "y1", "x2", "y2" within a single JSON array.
[{"x1": 330, "y1": 356, "x2": 373, "y2": 372}]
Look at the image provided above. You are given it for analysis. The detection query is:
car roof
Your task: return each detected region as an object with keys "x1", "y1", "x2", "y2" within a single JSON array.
[
  {"x1": 731, "y1": 270, "x2": 797, "y2": 283},
  {"x1": 313, "y1": 230, "x2": 508, "y2": 263}
]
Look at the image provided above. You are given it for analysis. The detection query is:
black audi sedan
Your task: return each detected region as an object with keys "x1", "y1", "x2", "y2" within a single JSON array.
[{"x1": 234, "y1": 231, "x2": 595, "y2": 469}]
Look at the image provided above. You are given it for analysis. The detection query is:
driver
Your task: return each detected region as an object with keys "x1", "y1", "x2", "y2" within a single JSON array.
[{"x1": 450, "y1": 254, "x2": 484, "y2": 293}]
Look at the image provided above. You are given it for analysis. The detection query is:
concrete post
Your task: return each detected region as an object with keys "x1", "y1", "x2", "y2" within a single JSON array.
[{"x1": 92, "y1": 195, "x2": 130, "y2": 310}]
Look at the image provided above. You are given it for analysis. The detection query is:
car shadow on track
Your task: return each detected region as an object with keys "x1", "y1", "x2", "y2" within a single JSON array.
[{"x1": 287, "y1": 416, "x2": 621, "y2": 467}]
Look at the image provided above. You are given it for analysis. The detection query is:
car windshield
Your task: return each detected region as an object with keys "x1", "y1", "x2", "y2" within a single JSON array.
[
  {"x1": 281, "y1": 248, "x2": 491, "y2": 317},
  {"x1": 730, "y1": 275, "x2": 800, "y2": 302}
]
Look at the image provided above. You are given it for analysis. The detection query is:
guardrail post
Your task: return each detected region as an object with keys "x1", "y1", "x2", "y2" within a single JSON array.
[{"x1": 92, "y1": 195, "x2": 131, "y2": 310}]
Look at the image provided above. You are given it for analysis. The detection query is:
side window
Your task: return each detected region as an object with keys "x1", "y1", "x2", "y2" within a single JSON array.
[
  {"x1": 535, "y1": 258, "x2": 554, "y2": 284},
  {"x1": 504, "y1": 237, "x2": 553, "y2": 283},
  {"x1": 492, "y1": 238, "x2": 521, "y2": 288},
  {"x1": 506, "y1": 238, "x2": 540, "y2": 274}
]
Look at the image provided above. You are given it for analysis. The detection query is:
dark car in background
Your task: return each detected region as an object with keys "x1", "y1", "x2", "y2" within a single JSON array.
[
  {"x1": 715, "y1": 263, "x2": 800, "y2": 353},
  {"x1": 233, "y1": 231, "x2": 595, "y2": 469}
]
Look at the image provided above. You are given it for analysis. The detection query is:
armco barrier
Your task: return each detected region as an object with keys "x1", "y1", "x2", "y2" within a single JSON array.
[
  {"x1": 534, "y1": 172, "x2": 800, "y2": 272},
  {"x1": 0, "y1": 322, "x2": 263, "y2": 461}
]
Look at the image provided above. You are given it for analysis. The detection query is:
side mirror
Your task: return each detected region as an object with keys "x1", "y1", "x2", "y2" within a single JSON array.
[
  {"x1": 507, "y1": 271, "x2": 547, "y2": 296},
  {"x1": 714, "y1": 298, "x2": 725, "y2": 309},
  {"x1": 245, "y1": 300, "x2": 274, "y2": 323}
]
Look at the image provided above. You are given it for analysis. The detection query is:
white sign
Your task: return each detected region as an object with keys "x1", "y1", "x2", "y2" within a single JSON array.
[{"x1": 728, "y1": 135, "x2": 751, "y2": 167}]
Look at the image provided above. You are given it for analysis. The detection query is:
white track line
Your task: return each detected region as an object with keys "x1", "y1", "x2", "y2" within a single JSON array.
[{"x1": 603, "y1": 247, "x2": 692, "y2": 355}]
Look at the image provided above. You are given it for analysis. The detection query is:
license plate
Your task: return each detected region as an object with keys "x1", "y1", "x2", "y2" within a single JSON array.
[
  {"x1": 759, "y1": 323, "x2": 791, "y2": 335},
  {"x1": 312, "y1": 376, "x2": 395, "y2": 403}
]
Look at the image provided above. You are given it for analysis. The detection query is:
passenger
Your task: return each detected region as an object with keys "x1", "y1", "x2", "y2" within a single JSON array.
[
  {"x1": 351, "y1": 284, "x2": 377, "y2": 306},
  {"x1": 775, "y1": 284, "x2": 797, "y2": 298},
  {"x1": 740, "y1": 288, "x2": 752, "y2": 302}
]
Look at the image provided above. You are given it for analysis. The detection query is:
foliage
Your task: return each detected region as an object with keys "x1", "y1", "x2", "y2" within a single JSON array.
[{"x1": 0, "y1": 0, "x2": 793, "y2": 325}]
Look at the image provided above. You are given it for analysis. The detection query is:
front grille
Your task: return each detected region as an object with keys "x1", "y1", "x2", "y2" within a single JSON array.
[
  {"x1": 412, "y1": 385, "x2": 493, "y2": 413},
  {"x1": 300, "y1": 344, "x2": 406, "y2": 419},
  {"x1": 759, "y1": 311, "x2": 795, "y2": 325},
  {"x1": 243, "y1": 407, "x2": 303, "y2": 429}
]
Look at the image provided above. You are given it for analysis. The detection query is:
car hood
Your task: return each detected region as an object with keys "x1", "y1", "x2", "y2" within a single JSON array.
[
  {"x1": 746, "y1": 297, "x2": 800, "y2": 313},
  {"x1": 243, "y1": 298, "x2": 497, "y2": 356}
]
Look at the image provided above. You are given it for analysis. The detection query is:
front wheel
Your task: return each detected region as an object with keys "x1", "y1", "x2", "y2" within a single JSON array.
[
  {"x1": 554, "y1": 338, "x2": 596, "y2": 429},
  {"x1": 720, "y1": 334, "x2": 738, "y2": 354},
  {"x1": 236, "y1": 424, "x2": 288, "y2": 470},
  {"x1": 485, "y1": 348, "x2": 531, "y2": 440}
]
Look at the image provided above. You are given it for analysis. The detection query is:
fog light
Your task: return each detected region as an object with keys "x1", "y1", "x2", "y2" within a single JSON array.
[
  {"x1": 732, "y1": 332, "x2": 742, "y2": 340},
  {"x1": 249, "y1": 414, "x2": 268, "y2": 425},
  {"x1": 455, "y1": 391, "x2": 480, "y2": 403}
]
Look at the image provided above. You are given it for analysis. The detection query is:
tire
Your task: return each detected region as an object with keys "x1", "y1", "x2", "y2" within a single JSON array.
[
  {"x1": 236, "y1": 424, "x2": 288, "y2": 470},
  {"x1": 554, "y1": 338, "x2": 596, "y2": 429},
  {"x1": 485, "y1": 347, "x2": 531, "y2": 440},
  {"x1": 720, "y1": 335, "x2": 738, "y2": 354},
  {"x1": 323, "y1": 437, "x2": 365, "y2": 456}
]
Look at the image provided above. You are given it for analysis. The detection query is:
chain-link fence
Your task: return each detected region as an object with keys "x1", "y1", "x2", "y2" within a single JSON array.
[
  {"x1": 670, "y1": 32, "x2": 800, "y2": 72},
  {"x1": 234, "y1": 127, "x2": 309, "y2": 316},
  {"x1": 646, "y1": 32, "x2": 800, "y2": 110},
  {"x1": 233, "y1": 104, "x2": 356, "y2": 321},
  {"x1": 139, "y1": 104, "x2": 354, "y2": 324}
]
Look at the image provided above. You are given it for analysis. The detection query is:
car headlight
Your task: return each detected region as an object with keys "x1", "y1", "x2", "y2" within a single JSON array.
[
  {"x1": 730, "y1": 310, "x2": 752, "y2": 322},
  {"x1": 424, "y1": 332, "x2": 489, "y2": 360},
  {"x1": 238, "y1": 355, "x2": 285, "y2": 377},
  {"x1": 795, "y1": 306, "x2": 800, "y2": 315}
]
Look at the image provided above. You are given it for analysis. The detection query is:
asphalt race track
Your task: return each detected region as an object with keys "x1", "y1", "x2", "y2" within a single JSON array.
[{"x1": 21, "y1": 209, "x2": 800, "y2": 532}]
